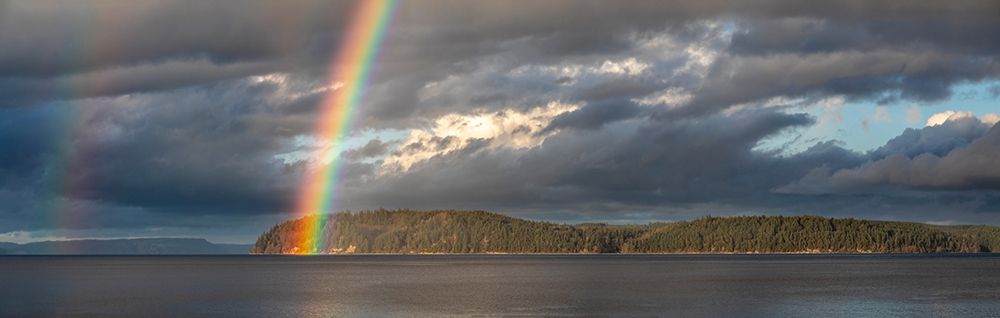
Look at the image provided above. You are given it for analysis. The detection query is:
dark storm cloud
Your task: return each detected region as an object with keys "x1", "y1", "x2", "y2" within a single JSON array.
[
  {"x1": 0, "y1": 0, "x2": 348, "y2": 77},
  {"x1": 67, "y1": 86, "x2": 308, "y2": 213},
  {"x1": 0, "y1": 60, "x2": 279, "y2": 107},
  {"x1": 0, "y1": 106, "x2": 65, "y2": 173},
  {"x1": 0, "y1": 76, "x2": 319, "y2": 227},
  {"x1": 571, "y1": 78, "x2": 669, "y2": 103},
  {"x1": 4, "y1": 0, "x2": 1000, "y2": 238},
  {"x1": 677, "y1": 51, "x2": 1000, "y2": 117},
  {"x1": 0, "y1": 0, "x2": 675, "y2": 107},
  {"x1": 543, "y1": 99, "x2": 645, "y2": 132},
  {"x1": 0, "y1": 0, "x2": 989, "y2": 108},
  {"x1": 729, "y1": 18, "x2": 1000, "y2": 57}
]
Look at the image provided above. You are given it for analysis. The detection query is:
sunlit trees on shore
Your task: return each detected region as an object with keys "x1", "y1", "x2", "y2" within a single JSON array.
[{"x1": 251, "y1": 210, "x2": 999, "y2": 254}]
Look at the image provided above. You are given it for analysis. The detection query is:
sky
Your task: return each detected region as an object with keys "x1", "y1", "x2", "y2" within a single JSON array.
[{"x1": 1, "y1": 0, "x2": 1000, "y2": 244}]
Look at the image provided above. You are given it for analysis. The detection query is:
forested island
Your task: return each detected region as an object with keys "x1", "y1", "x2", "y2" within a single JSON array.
[{"x1": 251, "y1": 210, "x2": 1000, "y2": 254}]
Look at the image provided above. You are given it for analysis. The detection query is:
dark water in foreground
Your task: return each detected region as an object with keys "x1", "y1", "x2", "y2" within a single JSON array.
[{"x1": 1, "y1": 254, "x2": 999, "y2": 317}]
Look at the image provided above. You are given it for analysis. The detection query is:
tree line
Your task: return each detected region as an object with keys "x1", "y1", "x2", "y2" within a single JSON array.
[{"x1": 251, "y1": 210, "x2": 999, "y2": 254}]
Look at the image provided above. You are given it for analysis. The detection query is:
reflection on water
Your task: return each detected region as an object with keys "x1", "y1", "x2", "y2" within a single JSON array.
[{"x1": 1, "y1": 254, "x2": 998, "y2": 317}]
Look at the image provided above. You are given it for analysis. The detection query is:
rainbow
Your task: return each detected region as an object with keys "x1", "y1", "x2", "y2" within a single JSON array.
[
  {"x1": 293, "y1": 0, "x2": 398, "y2": 254},
  {"x1": 43, "y1": 8, "x2": 127, "y2": 254}
]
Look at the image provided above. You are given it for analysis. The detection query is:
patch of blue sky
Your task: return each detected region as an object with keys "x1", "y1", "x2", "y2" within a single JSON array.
[
  {"x1": 758, "y1": 80, "x2": 999, "y2": 155},
  {"x1": 272, "y1": 128, "x2": 408, "y2": 164}
]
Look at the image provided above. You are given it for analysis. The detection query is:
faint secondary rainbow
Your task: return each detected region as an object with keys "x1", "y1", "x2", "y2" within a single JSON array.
[
  {"x1": 42, "y1": 7, "x2": 126, "y2": 254},
  {"x1": 293, "y1": 0, "x2": 398, "y2": 254}
]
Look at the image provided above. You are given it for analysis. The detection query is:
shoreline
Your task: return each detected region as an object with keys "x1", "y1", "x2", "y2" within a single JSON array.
[
  {"x1": 4, "y1": 252, "x2": 996, "y2": 256},
  {"x1": 252, "y1": 251, "x2": 999, "y2": 256}
]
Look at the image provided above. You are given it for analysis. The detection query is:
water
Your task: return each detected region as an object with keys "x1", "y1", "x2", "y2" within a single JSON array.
[{"x1": 1, "y1": 254, "x2": 998, "y2": 317}]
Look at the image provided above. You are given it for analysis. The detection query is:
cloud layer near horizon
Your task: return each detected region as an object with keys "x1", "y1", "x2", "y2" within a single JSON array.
[{"x1": 2, "y1": 0, "x2": 1000, "y2": 241}]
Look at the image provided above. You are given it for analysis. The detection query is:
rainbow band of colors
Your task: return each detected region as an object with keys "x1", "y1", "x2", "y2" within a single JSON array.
[{"x1": 294, "y1": 0, "x2": 398, "y2": 254}]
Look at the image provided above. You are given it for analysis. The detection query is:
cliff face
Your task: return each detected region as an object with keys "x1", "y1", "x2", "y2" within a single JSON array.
[{"x1": 252, "y1": 210, "x2": 1000, "y2": 254}]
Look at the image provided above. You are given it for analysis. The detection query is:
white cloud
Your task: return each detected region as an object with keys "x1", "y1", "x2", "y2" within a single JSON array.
[
  {"x1": 597, "y1": 57, "x2": 649, "y2": 76},
  {"x1": 0, "y1": 231, "x2": 34, "y2": 244},
  {"x1": 635, "y1": 87, "x2": 693, "y2": 107},
  {"x1": 249, "y1": 72, "x2": 342, "y2": 103},
  {"x1": 982, "y1": 113, "x2": 1000, "y2": 126},
  {"x1": 926, "y1": 110, "x2": 999, "y2": 127},
  {"x1": 381, "y1": 102, "x2": 578, "y2": 172},
  {"x1": 508, "y1": 57, "x2": 650, "y2": 82},
  {"x1": 927, "y1": 110, "x2": 974, "y2": 126}
]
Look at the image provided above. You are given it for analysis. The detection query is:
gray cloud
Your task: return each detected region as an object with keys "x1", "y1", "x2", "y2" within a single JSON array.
[
  {"x1": 0, "y1": 76, "x2": 315, "y2": 223},
  {"x1": 678, "y1": 51, "x2": 1000, "y2": 117},
  {"x1": 3, "y1": 0, "x2": 1000, "y2": 240},
  {"x1": 3, "y1": 1, "x2": 995, "y2": 112},
  {"x1": 729, "y1": 18, "x2": 1000, "y2": 57},
  {"x1": 780, "y1": 120, "x2": 1000, "y2": 194},
  {"x1": 0, "y1": 59, "x2": 280, "y2": 107},
  {"x1": 343, "y1": 110, "x2": 825, "y2": 209},
  {"x1": 344, "y1": 139, "x2": 391, "y2": 161},
  {"x1": 543, "y1": 99, "x2": 645, "y2": 132},
  {"x1": 870, "y1": 117, "x2": 991, "y2": 159}
]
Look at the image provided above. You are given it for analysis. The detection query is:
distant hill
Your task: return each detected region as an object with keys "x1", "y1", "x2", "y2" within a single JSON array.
[
  {"x1": 252, "y1": 210, "x2": 1000, "y2": 254},
  {"x1": 0, "y1": 238, "x2": 252, "y2": 255}
]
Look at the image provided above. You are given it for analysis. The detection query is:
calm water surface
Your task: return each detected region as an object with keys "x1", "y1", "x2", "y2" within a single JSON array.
[{"x1": 1, "y1": 254, "x2": 998, "y2": 317}]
